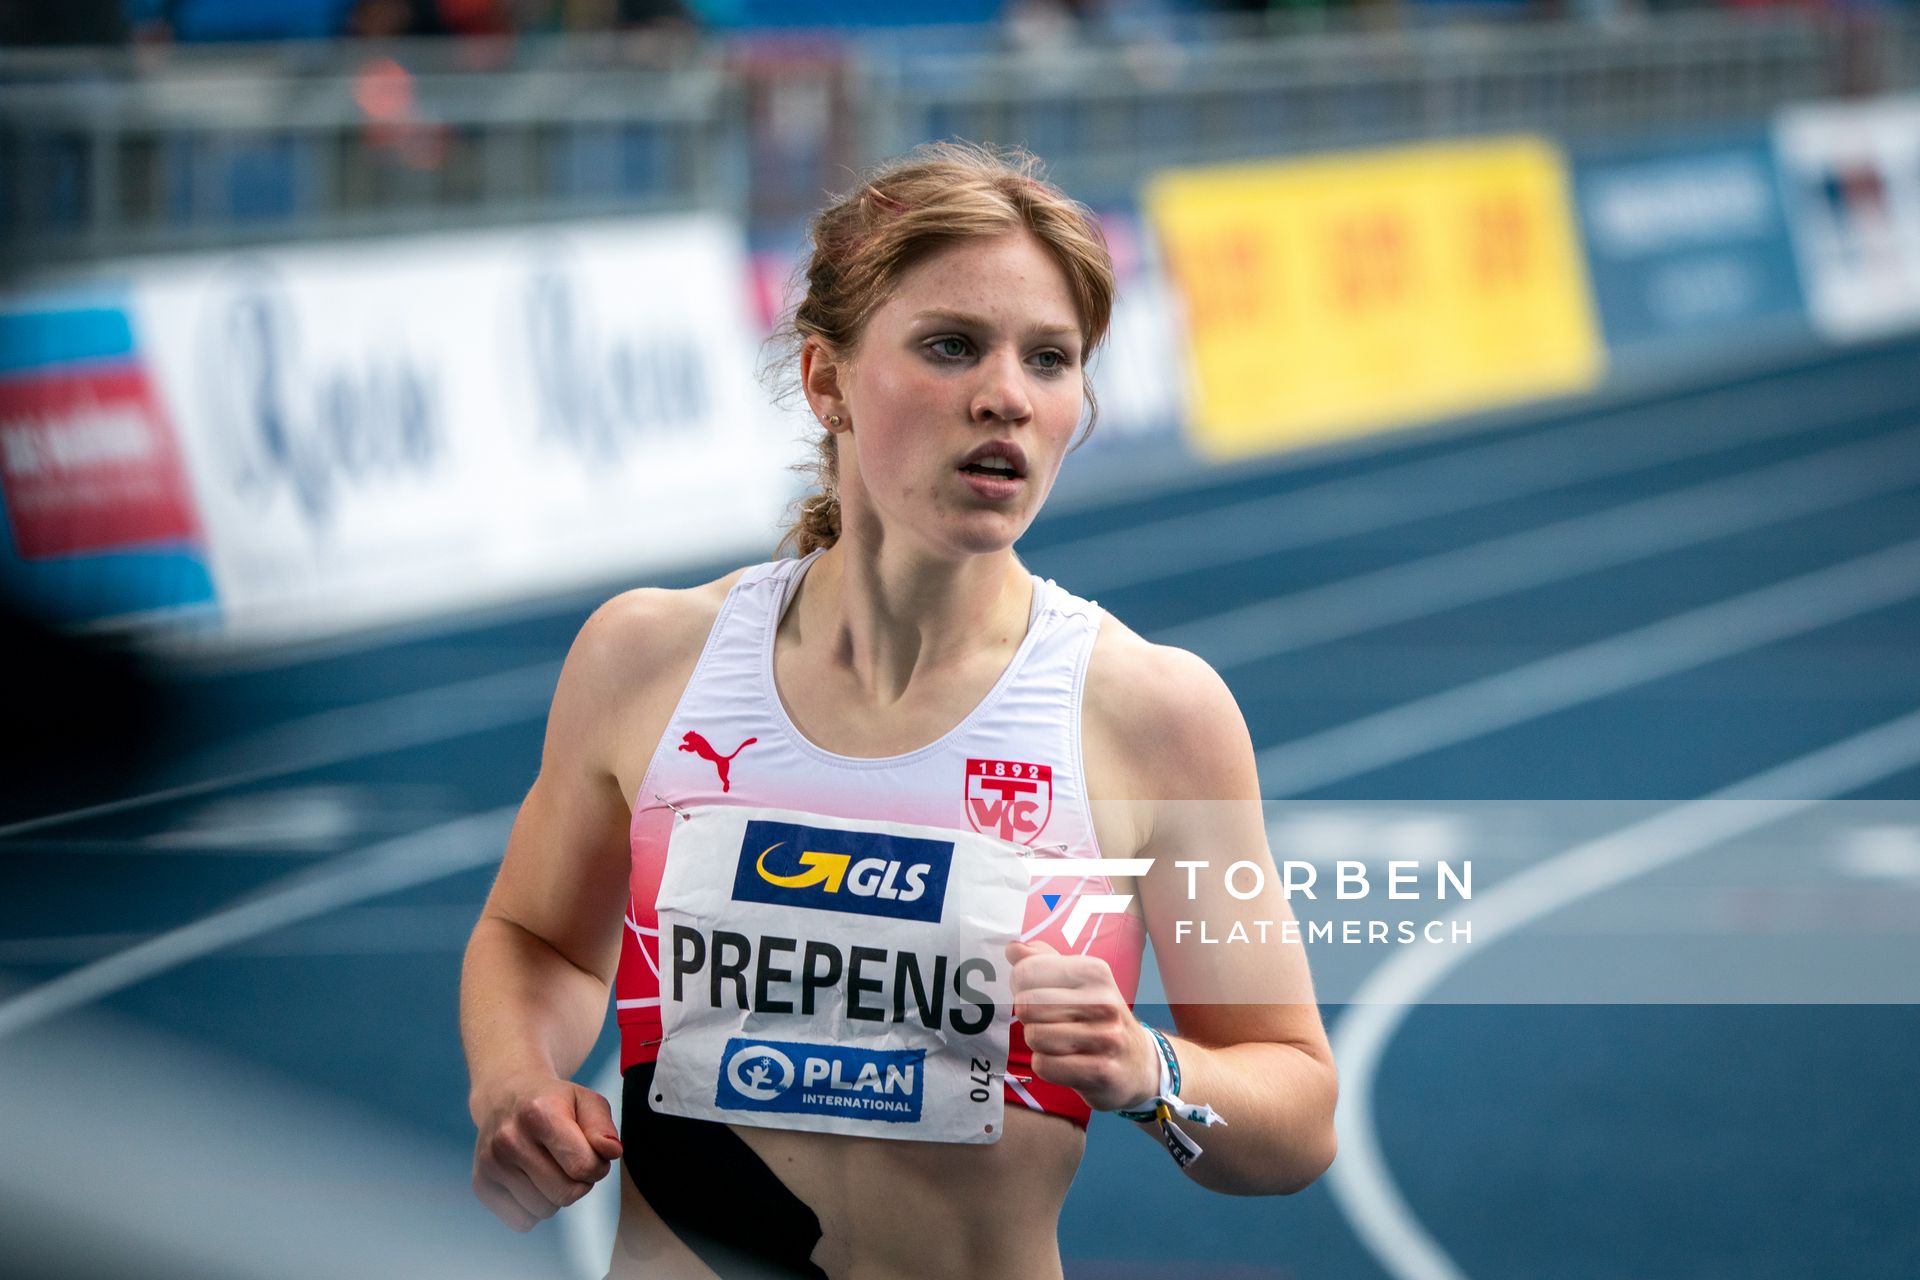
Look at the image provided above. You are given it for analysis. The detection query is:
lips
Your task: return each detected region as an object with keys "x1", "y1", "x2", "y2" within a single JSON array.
[{"x1": 958, "y1": 440, "x2": 1027, "y2": 479}]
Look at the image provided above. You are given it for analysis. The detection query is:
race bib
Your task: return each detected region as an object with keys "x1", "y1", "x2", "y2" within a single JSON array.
[{"x1": 649, "y1": 805, "x2": 1029, "y2": 1144}]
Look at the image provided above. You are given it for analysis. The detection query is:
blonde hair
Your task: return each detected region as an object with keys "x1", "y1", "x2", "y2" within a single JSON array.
[{"x1": 768, "y1": 141, "x2": 1116, "y2": 556}]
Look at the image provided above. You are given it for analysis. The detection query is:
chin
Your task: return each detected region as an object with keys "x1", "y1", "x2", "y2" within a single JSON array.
[{"x1": 944, "y1": 513, "x2": 1029, "y2": 559}]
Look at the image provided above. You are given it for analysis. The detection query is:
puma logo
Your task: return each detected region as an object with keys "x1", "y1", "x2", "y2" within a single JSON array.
[{"x1": 679, "y1": 730, "x2": 756, "y2": 792}]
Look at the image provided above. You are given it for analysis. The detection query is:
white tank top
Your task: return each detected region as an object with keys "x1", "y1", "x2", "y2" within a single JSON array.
[{"x1": 614, "y1": 550, "x2": 1147, "y2": 1125}]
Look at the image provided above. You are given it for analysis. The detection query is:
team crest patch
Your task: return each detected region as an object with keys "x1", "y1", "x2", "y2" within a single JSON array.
[{"x1": 964, "y1": 759, "x2": 1053, "y2": 845}]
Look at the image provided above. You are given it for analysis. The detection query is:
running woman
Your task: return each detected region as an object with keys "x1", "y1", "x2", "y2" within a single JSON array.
[{"x1": 460, "y1": 142, "x2": 1337, "y2": 1279}]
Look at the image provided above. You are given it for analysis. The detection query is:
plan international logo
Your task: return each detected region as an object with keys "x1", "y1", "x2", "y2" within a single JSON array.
[
  {"x1": 732, "y1": 819, "x2": 954, "y2": 923},
  {"x1": 715, "y1": 1037, "x2": 926, "y2": 1123}
]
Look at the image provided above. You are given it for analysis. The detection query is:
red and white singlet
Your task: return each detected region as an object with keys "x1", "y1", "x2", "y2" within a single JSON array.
[{"x1": 615, "y1": 550, "x2": 1147, "y2": 1127}]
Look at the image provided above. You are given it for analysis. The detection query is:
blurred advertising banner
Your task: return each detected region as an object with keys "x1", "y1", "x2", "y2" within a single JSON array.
[
  {"x1": 1774, "y1": 95, "x2": 1920, "y2": 340},
  {"x1": 1571, "y1": 128, "x2": 1812, "y2": 369},
  {"x1": 37, "y1": 213, "x2": 795, "y2": 648},
  {"x1": 0, "y1": 289, "x2": 218, "y2": 627},
  {"x1": 1146, "y1": 136, "x2": 1604, "y2": 460},
  {"x1": 1079, "y1": 210, "x2": 1188, "y2": 456}
]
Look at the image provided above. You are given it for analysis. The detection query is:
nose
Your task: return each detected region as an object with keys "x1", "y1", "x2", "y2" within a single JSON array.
[{"x1": 970, "y1": 348, "x2": 1032, "y2": 426}]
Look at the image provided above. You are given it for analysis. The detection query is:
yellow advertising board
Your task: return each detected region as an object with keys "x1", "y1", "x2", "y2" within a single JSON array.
[{"x1": 1144, "y1": 136, "x2": 1604, "y2": 459}]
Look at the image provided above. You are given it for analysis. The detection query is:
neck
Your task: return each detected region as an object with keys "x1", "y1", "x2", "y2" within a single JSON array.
[{"x1": 797, "y1": 538, "x2": 1032, "y2": 704}]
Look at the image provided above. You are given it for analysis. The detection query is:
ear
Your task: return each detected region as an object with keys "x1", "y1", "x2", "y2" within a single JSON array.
[{"x1": 801, "y1": 337, "x2": 852, "y2": 433}]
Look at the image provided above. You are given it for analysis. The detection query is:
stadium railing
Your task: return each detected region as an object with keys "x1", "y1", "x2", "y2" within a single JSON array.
[
  {"x1": 0, "y1": 35, "x2": 745, "y2": 270},
  {"x1": 0, "y1": 9, "x2": 1896, "y2": 269}
]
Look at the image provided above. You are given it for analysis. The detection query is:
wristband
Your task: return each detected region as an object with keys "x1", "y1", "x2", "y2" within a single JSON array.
[{"x1": 1113, "y1": 1021, "x2": 1226, "y2": 1168}]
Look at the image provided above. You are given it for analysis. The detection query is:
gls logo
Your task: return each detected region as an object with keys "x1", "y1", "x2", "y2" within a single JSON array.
[{"x1": 731, "y1": 819, "x2": 952, "y2": 924}]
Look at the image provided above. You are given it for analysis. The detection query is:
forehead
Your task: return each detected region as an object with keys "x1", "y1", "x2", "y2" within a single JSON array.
[{"x1": 875, "y1": 231, "x2": 1081, "y2": 337}]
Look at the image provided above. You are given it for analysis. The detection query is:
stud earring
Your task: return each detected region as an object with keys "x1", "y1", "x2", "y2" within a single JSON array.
[{"x1": 828, "y1": 415, "x2": 843, "y2": 427}]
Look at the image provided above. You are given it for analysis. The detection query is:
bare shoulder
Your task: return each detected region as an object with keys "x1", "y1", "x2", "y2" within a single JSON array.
[
  {"x1": 545, "y1": 567, "x2": 750, "y2": 780},
  {"x1": 569, "y1": 568, "x2": 748, "y2": 692},
  {"x1": 1082, "y1": 611, "x2": 1258, "y2": 803}
]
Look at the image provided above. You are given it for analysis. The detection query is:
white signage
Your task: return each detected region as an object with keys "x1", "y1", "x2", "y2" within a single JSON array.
[
  {"x1": 126, "y1": 215, "x2": 803, "y2": 646},
  {"x1": 1775, "y1": 96, "x2": 1920, "y2": 339}
]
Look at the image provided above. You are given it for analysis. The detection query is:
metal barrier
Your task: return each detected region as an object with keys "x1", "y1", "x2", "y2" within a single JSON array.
[
  {"x1": 855, "y1": 12, "x2": 1846, "y2": 209},
  {"x1": 1885, "y1": 6, "x2": 1920, "y2": 91},
  {"x1": 0, "y1": 11, "x2": 1890, "y2": 268},
  {"x1": 0, "y1": 36, "x2": 745, "y2": 270}
]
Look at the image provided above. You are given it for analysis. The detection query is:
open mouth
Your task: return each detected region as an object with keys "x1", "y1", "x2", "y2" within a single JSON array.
[
  {"x1": 959, "y1": 459, "x2": 1023, "y2": 479},
  {"x1": 958, "y1": 442, "x2": 1027, "y2": 481}
]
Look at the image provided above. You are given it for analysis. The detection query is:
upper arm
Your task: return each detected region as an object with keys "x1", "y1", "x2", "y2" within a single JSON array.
[
  {"x1": 480, "y1": 589, "x2": 690, "y2": 986},
  {"x1": 1090, "y1": 634, "x2": 1332, "y2": 1063}
]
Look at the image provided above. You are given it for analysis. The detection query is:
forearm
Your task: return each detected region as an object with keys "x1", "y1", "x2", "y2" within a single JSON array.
[
  {"x1": 460, "y1": 913, "x2": 614, "y2": 1114},
  {"x1": 1131, "y1": 1035, "x2": 1338, "y2": 1196}
]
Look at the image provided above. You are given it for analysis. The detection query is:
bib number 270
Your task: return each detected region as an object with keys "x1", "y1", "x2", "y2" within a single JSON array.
[{"x1": 970, "y1": 1058, "x2": 993, "y2": 1103}]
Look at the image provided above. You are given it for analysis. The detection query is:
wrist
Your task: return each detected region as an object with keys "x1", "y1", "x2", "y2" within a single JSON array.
[
  {"x1": 1110, "y1": 1024, "x2": 1228, "y2": 1170},
  {"x1": 1113, "y1": 1020, "x2": 1170, "y2": 1119},
  {"x1": 467, "y1": 1060, "x2": 560, "y2": 1125}
]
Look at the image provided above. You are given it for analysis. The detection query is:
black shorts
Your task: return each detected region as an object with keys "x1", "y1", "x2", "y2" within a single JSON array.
[{"x1": 621, "y1": 1061, "x2": 827, "y2": 1278}]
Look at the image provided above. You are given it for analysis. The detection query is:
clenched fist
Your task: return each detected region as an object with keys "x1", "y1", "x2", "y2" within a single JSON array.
[
  {"x1": 1005, "y1": 939, "x2": 1159, "y2": 1114},
  {"x1": 471, "y1": 1076, "x2": 624, "y2": 1231}
]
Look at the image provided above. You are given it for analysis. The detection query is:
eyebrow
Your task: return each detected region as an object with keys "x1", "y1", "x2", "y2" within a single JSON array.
[{"x1": 909, "y1": 309, "x2": 1081, "y2": 341}]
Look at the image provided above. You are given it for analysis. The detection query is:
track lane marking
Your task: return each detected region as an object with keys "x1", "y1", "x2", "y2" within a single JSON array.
[
  {"x1": 0, "y1": 664, "x2": 558, "y2": 840},
  {"x1": 1254, "y1": 536, "x2": 1920, "y2": 796},
  {"x1": 1152, "y1": 423, "x2": 1920, "y2": 666},
  {"x1": 1325, "y1": 705, "x2": 1920, "y2": 1280},
  {"x1": 0, "y1": 808, "x2": 514, "y2": 1041},
  {"x1": 1044, "y1": 368, "x2": 1920, "y2": 595}
]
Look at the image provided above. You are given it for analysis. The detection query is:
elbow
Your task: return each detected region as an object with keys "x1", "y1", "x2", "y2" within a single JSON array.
[
  {"x1": 1203, "y1": 1106, "x2": 1339, "y2": 1198},
  {"x1": 1270, "y1": 1056, "x2": 1340, "y2": 1196},
  {"x1": 1274, "y1": 1123, "x2": 1337, "y2": 1196},
  {"x1": 1205, "y1": 1122, "x2": 1335, "y2": 1197},
  {"x1": 1189, "y1": 1044, "x2": 1340, "y2": 1197}
]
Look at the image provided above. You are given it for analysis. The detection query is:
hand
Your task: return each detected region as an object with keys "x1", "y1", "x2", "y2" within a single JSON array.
[
  {"x1": 1005, "y1": 939, "x2": 1159, "y2": 1113},
  {"x1": 471, "y1": 1075, "x2": 624, "y2": 1231}
]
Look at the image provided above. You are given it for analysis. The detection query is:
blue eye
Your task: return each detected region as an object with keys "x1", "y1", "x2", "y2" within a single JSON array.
[
  {"x1": 1033, "y1": 350, "x2": 1065, "y2": 371},
  {"x1": 928, "y1": 337, "x2": 970, "y2": 360}
]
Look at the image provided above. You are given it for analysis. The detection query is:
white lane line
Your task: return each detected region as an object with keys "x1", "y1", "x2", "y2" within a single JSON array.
[
  {"x1": 1040, "y1": 364, "x2": 1920, "y2": 594},
  {"x1": 1153, "y1": 425, "x2": 1920, "y2": 667},
  {"x1": 1326, "y1": 704, "x2": 1920, "y2": 1280},
  {"x1": 0, "y1": 663, "x2": 558, "y2": 841},
  {"x1": 1255, "y1": 536, "x2": 1920, "y2": 796},
  {"x1": 172, "y1": 661, "x2": 561, "y2": 778},
  {"x1": 0, "y1": 904, "x2": 491, "y2": 965},
  {"x1": 0, "y1": 807, "x2": 514, "y2": 1042}
]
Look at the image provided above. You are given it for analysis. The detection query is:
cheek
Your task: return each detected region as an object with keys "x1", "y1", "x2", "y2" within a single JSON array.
[
  {"x1": 1040, "y1": 378, "x2": 1087, "y2": 438},
  {"x1": 864, "y1": 354, "x2": 947, "y2": 406},
  {"x1": 858, "y1": 367, "x2": 952, "y2": 461}
]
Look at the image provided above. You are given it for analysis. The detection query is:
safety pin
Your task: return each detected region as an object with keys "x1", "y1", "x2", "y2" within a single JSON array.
[{"x1": 645, "y1": 794, "x2": 692, "y2": 821}]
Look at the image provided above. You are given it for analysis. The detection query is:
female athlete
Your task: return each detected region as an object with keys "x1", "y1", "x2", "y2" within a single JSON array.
[{"x1": 460, "y1": 142, "x2": 1338, "y2": 1279}]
